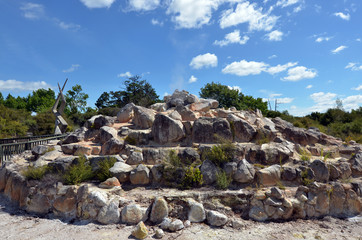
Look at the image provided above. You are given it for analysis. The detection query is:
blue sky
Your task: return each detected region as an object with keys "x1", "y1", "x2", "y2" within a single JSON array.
[{"x1": 0, "y1": 0, "x2": 361, "y2": 116}]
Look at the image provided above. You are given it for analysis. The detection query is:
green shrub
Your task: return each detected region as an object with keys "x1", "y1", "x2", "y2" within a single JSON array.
[
  {"x1": 299, "y1": 148, "x2": 311, "y2": 162},
  {"x1": 301, "y1": 169, "x2": 314, "y2": 186},
  {"x1": 253, "y1": 163, "x2": 265, "y2": 169},
  {"x1": 63, "y1": 155, "x2": 94, "y2": 185},
  {"x1": 125, "y1": 135, "x2": 137, "y2": 145},
  {"x1": 203, "y1": 140, "x2": 236, "y2": 167},
  {"x1": 256, "y1": 130, "x2": 271, "y2": 145},
  {"x1": 182, "y1": 166, "x2": 203, "y2": 189},
  {"x1": 216, "y1": 170, "x2": 232, "y2": 190},
  {"x1": 95, "y1": 157, "x2": 117, "y2": 182},
  {"x1": 23, "y1": 165, "x2": 49, "y2": 180}
]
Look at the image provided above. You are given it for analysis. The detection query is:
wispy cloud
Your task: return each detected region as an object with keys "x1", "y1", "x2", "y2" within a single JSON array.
[
  {"x1": 20, "y1": 3, "x2": 44, "y2": 20},
  {"x1": 306, "y1": 84, "x2": 313, "y2": 89},
  {"x1": 190, "y1": 53, "x2": 218, "y2": 69},
  {"x1": 345, "y1": 62, "x2": 362, "y2": 71},
  {"x1": 79, "y1": 0, "x2": 116, "y2": 9},
  {"x1": 214, "y1": 30, "x2": 249, "y2": 47},
  {"x1": 331, "y1": 45, "x2": 347, "y2": 54},
  {"x1": 352, "y1": 85, "x2": 362, "y2": 91},
  {"x1": 63, "y1": 64, "x2": 80, "y2": 73},
  {"x1": 334, "y1": 12, "x2": 350, "y2": 20},
  {"x1": 276, "y1": 0, "x2": 301, "y2": 8},
  {"x1": 315, "y1": 36, "x2": 332, "y2": 42},
  {"x1": 118, "y1": 71, "x2": 132, "y2": 78},
  {"x1": 151, "y1": 18, "x2": 164, "y2": 26},
  {"x1": 128, "y1": 0, "x2": 160, "y2": 11},
  {"x1": 228, "y1": 85, "x2": 241, "y2": 92},
  {"x1": 266, "y1": 62, "x2": 298, "y2": 75},
  {"x1": 188, "y1": 75, "x2": 197, "y2": 83},
  {"x1": 0, "y1": 79, "x2": 52, "y2": 91}
]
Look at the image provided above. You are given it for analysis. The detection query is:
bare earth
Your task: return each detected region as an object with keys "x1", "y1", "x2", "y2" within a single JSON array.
[{"x1": 1, "y1": 194, "x2": 361, "y2": 240}]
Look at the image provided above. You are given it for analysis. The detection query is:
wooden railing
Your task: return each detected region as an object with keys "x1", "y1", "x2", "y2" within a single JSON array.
[
  {"x1": 0, "y1": 134, "x2": 67, "y2": 167},
  {"x1": 0, "y1": 134, "x2": 62, "y2": 145}
]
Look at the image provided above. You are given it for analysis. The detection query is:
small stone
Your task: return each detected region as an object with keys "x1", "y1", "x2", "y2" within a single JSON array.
[
  {"x1": 231, "y1": 220, "x2": 245, "y2": 229},
  {"x1": 150, "y1": 197, "x2": 169, "y2": 224},
  {"x1": 249, "y1": 206, "x2": 268, "y2": 222},
  {"x1": 184, "y1": 220, "x2": 191, "y2": 228},
  {"x1": 160, "y1": 218, "x2": 171, "y2": 230},
  {"x1": 154, "y1": 229, "x2": 165, "y2": 239},
  {"x1": 188, "y1": 200, "x2": 206, "y2": 223},
  {"x1": 98, "y1": 177, "x2": 121, "y2": 189},
  {"x1": 270, "y1": 187, "x2": 283, "y2": 199},
  {"x1": 132, "y1": 221, "x2": 148, "y2": 240},
  {"x1": 169, "y1": 219, "x2": 184, "y2": 232}
]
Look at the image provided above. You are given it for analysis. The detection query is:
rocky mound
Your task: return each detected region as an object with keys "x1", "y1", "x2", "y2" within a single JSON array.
[{"x1": 0, "y1": 89, "x2": 361, "y2": 238}]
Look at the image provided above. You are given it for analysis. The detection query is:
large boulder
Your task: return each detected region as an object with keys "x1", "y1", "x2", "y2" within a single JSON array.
[
  {"x1": 227, "y1": 114, "x2": 257, "y2": 142},
  {"x1": 200, "y1": 160, "x2": 218, "y2": 185},
  {"x1": 152, "y1": 114, "x2": 185, "y2": 144},
  {"x1": 130, "y1": 164, "x2": 150, "y2": 185},
  {"x1": 192, "y1": 117, "x2": 232, "y2": 143},
  {"x1": 329, "y1": 182, "x2": 346, "y2": 217},
  {"x1": 121, "y1": 204, "x2": 148, "y2": 224},
  {"x1": 99, "y1": 126, "x2": 118, "y2": 144},
  {"x1": 190, "y1": 99, "x2": 219, "y2": 112},
  {"x1": 256, "y1": 165, "x2": 281, "y2": 186},
  {"x1": 126, "y1": 151, "x2": 144, "y2": 165},
  {"x1": 93, "y1": 115, "x2": 116, "y2": 129},
  {"x1": 132, "y1": 106, "x2": 155, "y2": 129},
  {"x1": 176, "y1": 106, "x2": 198, "y2": 121},
  {"x1": 62, "y1": 127, "x2": 87, "y2": 144},
  {"x1": 117, "y1": 103, "x2": 135, "y2": 123},
  {"x1": 249, "y1": 206, "x2": 268, "y2": 222},
  {"x1": 206, "y1": 210, "x2": 228, "y2": 227},
  {"x1": 164, "y1": 90, "x2": 198, "y2": 108},
  {"x1": 309, "y1": 160, "x2": 329, "y2": 182},
  {"x1": 97, "y1": 199, "x2": 121, "y2": 224},
  {"x1": 101, "y1": 138, "x2": 124, "y2": 155},
  {"x1": 233, "y1": 159, "x2": 255, "y2": 183},
  {"x1": 150, "y1": 197, "x2": 169, "y2": 224},
  {"x1": 349, "y1": 152, "x2": 362, "y2": 177},
  {"x1": 109, "y1": 162, "x2": 134, "y2": 183}
]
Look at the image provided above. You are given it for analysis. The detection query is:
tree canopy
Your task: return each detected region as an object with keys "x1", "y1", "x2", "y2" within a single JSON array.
[
  {"x1": 65, "y1": 84, "x2": 89, "y2": 115},
  {"x1": 96, "y1": 75, "x2": 159, "y2": 109},
  {"x1": 200, "y1": 82, "x2": 268, "y2": 114}
]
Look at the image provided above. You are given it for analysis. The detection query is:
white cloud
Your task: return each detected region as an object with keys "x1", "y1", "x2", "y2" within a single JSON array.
[
  {"x1": 315, "y1": 36, "x2": 332, "y2": 42},
  {"x1": 276, "y1": 0, "x2": 300, "y2": 8},
  {"x1": 151, "y1": 19, "x2": 164, "y2": 26},
  {"x1": 331, "y1": 45, "x2": 347, "y2": 54},
  {"x1": 282, "y1": 66, "x2": 317, "y2": 81},
  {"x1": 190, "y1": 53, "x2": 218, "y2": 69},
  {"x1": 343, "y1": 95, "x2": 362, "y2": 111},
  {"x1": 357, "y1": 38, "x2": 361, "y2": 42},
  {"x1": 266, "y1": 62, "x2": 297, "y2": 74},
  {"x1": 223, "y1": 60, "x2": 298, "y2": 76},
  {"x1": 334, "y1": 12, "x2": 350, "y2": 21},
  {"x1": 345, "y1": 62, "x2": 362, "y2": 71},
  {"x1": 20, "y1": 3, "x2": 44, "y2": 20},
  {"x1": 214, "y1": 30, "x2": 249, "y2": 46},
  {"x1": 266, "y1": 30, "x2": 283, "y2": 41},
  {"x1": 269, "y1": 93, "x2": 282, "y2": 98},
  {"x1": 167, "y1": 0, "x2": 219, "y2": 29},
  {"x1": 128, "y1": 0, "x2": 160, "y2": 11},
  {"x1": 63, "y1": 64, "x2": 80, "y2": 73},
  {"x1": 352, "y1": 85, "x2": 362, "y2": 91},
  {"x1": 118, "y1": 71, "x2": 132, "y2": 78},
  {"x1": 306, "y1": 84, "x2": 313, "y2": 89},
  {"x1": 228, "y1": 85, "x2": 241, "y2": 92},
  {"x1": 220, "y1": 1, "x2": 278, "y2": 31},
  {"x1": 293, "y1": 5, "x2": 303, "y2": 13},
  {"x1": 0, "y1": 79, "x2": 52, "y2": 91},
  {"x1": 188, "y1": 75, "x2": 197, "y2": 83},
  {"x1": 222, "y1": 60, "x2": 268, "y2": 76},
  {"x1": 309, "y1": 92, "x2": 337, "y2": 112},
  {"x1": 79, "y1": 0, "x2": 116, "y2": 8}
]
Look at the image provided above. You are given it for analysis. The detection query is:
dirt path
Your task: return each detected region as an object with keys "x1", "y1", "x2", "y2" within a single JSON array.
[{"x1": 1, "y1": 194, "x2": 361, "y2": 240}]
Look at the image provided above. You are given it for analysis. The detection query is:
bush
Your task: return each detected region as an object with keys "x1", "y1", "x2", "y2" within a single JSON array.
[
  {"x1": 203, "y1": 140, "x2": 236, "y2": 167},
  {"x1": 125, "y1": 135, "x2": 137, "y2": 145},
  {"x1": 182, "y1": 166, "x2": 203, "y2": 189},
  {"x1": 299, "y1": 148, "x2": 311, "y2": 162},
  {"x1": 95, "y1": 157, "x2": 117, "y2": 182},
  {"x1": 23, "y1": 165, "x2": 49, "y2": 180},
  {"x1": 63, "y1": 156, "x2": 94, "y2": 185},
  {"x1": 216, "y1": 170, "x2": 232, "y2": 190}
]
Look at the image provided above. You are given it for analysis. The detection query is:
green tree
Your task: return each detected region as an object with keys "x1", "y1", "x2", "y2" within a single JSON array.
[
  {"x1": 200, "y1": 82, "x2": 268, "y2": 114},
  {"x1": 200, "y1": 82, "x2": 241, "y2": 109},
  {"x1": 27, "y1": 88, "x2": 55, "y2": 113},
  {"x1": 4, "y1": 94, "x2": 18, "y2": 109},
  {"x1": 0, "y1": 92, "x2": 4, "y2": 105},
  {"x1": 65, "y1": 84, "x2": 89, "y2": 115},
  {"x1": 97, "y1": 75, "x2": 159, "y2": 108}
]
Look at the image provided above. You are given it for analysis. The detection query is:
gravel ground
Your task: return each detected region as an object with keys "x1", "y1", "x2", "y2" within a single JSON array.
[{"x1": 1, "y1": 194, "x2": 361, "y2": 240}]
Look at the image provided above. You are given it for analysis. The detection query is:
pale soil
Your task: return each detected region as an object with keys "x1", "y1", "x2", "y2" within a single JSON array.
[{"x1": 1, "y1": 194, "x2": 361, "y2": 240}]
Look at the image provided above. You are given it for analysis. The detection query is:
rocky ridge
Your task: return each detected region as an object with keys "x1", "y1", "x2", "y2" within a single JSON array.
[{"x1": 0, "y1": 89, "x2": 361, "y2": 239}]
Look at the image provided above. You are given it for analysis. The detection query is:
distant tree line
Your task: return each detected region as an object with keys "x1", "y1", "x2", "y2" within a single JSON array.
[{"x1": 1, "y1": 75, "x2": 361, "y2": 143}]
